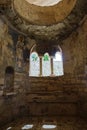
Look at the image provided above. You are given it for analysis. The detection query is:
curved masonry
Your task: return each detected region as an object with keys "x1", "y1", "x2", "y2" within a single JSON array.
[{"x1": 14, "y1": 0, "x2": 77, "y2": 25}]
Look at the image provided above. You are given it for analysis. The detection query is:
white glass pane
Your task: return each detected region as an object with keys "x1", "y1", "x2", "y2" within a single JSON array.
[
  {"x1": 53, "y1": 52, "x2": 63, "y2": 76},
  {"x1": 42, "y1": 53, "x2": 51, "y2": 76},
  {"x1": 29, "y1": 52, "x2": 40, "y2": 76},
  {"x1": 53, "y1": 61, "x2": 63, "y2": 76},
  {"x1": 54, "y1": 52, "x2": 62, "y2": 61}
]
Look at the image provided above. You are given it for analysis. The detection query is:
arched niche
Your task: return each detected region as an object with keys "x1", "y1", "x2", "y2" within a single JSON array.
[
  {"x1": 5, "y1": 66, "x2": 14, "y2": 74},
  {"x1": 4, "y1": 66, "x2": 14, "y2": 93}
]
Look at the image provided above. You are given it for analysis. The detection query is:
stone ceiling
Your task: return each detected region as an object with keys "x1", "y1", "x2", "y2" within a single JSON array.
[
  {"x1": 14, "y1": 0, "x2": 76, "y2": 25},
  {"x1": 0, "y1": 0, "x2": 87, "y2": 43}
]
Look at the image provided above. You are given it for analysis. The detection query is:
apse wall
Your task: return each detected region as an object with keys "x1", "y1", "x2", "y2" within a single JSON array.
[
  {"x1": 62, "y1": 18, "x2": 87, "y2": 76},
  {"x1": 0, "y1": 17, "x2": 87, "y2": 128},
  {"x1": 0, "y1": 17, "x2": 87, "y2": 85}
]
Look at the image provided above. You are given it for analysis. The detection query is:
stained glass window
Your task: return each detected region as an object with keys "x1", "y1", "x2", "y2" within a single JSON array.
[
  {"x1": 42, "y1": 53, "x2": 51, "y2": 76},
  {"x1": 53, "y1": 52, "x2": 63, "y2": 76},
  {"x1": 29, "y1": 51, "x2": 63, "y2": 77},
  {"x1": 29, "y1": 52, "x2": 40, "y2": 76}
]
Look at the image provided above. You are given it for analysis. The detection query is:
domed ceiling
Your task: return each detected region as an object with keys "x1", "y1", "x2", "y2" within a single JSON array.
[
  {"x1": 0, "y1": 0, "x2": 87, "y2": 42},
  {"x1": 14, "y1": 0, "x2": 77, "y2": 25}
]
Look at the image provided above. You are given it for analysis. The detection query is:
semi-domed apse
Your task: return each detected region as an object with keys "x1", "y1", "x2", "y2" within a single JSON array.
[{"x1": 13, "y1": 0, "x2": 77, "y2": 25}]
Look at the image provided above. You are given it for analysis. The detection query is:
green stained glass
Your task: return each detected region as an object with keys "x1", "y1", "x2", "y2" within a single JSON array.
[
  {"x1": 30, "y1": 52, "x2": 40, "y2": 76},
  {"x1": 43, "y1": 53, "x2": 49, "y2": 61},
  {"x1": 42, "y1": 53, "x2": 51, "y2": 76},
  {"x1": 32, "y1": 53, "x2": 38, "y2": 61}
]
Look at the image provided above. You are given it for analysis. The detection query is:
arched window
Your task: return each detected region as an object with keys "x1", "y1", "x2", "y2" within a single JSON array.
[
  {"x1": 53, "y1": 51, "x2": 63, "y2": 76},
  {"x1": 42, "y1": 53, "x2": 51, "y2": 76},
  {"x1": 29, "y1": 47, "x2": 64, "y2": 77},
  {"x1": 29, "y1": 52, "x2": 40, "y2": 76}
]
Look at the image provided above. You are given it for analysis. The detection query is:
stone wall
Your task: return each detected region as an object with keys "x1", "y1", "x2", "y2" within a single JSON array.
[
  {"x1": 0, "y1": 8, "x2": 87, "y2": 128},
  {"x1": 0, "y1": 20, "x2": 14, "y2": 77},
  {"x1": 62, "y1": 18, "x2": 87, "y2": 76},
  {"x1": 0, "y1": 74, "x2": 87, "y2": 127}
]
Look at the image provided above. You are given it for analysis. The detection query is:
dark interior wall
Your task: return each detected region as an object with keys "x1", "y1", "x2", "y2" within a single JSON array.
[
  {"x1": 62, "y1": 18, "x2": 87, "y2": 76},
  {"x1": 0, "y1": 17, "x2": 30, "y2": 76}
]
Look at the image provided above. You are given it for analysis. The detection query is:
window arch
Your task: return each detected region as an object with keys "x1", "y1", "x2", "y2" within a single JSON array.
[
  {"x1": 42, "y1": 53, "x2": 51, "y2": 76},
  {"x1": 29, "y1": 48, "x2": 64, "y2": 77},
  {"x1": 29, "y1": 52, "x2": 40, "y2": 76},
  {"x1": 53, "y1": 51, "x2": 64, "y2": 76}
]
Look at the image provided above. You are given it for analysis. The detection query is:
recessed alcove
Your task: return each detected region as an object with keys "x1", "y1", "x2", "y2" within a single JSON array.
[
  {"x1": 4, "y1": 66, "x2": 14, "y2": 93},
  {"x1": 5, "y1": 66, "x2": 14, "y2": 74}
]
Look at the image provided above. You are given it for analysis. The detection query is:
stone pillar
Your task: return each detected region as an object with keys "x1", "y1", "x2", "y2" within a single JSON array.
[
  {"x1": 51, "y1": 57, "x2": 54, "y2": 76},
  {"x1": 28, "y1": 59, "x2": 30, "y2": 74},
  {"x1": 24, "y1": 60, "x2": 29, "y2": 75},
  {"x1": 40, "y1": 56, "x2": 42, "y2": 76},
  {"x1": 4, "y1": 66, "x2": 14, "y2": 93}
]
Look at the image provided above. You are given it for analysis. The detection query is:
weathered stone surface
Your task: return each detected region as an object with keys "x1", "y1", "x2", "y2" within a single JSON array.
[
  {"x1": 0, "y1": 0, "x2": 87, "y2": 41},
  {"x1": 62, "y1": 17, "x2": 87, "y2": 75},
  {"x1": 1, "y1": 117, "x2": 87, "y2": 130},
  {"x1": 14, "y1": 0, "x2": 77, "y2": 25},
  {"x1": 0, "y1": 0, "x2": 87, "y2": 128},
  {"x1": 0, "y1": 20, "x2": 15, "y2": 76}
]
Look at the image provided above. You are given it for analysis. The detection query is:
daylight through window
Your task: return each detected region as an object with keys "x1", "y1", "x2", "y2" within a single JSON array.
[{"x1": 29, "y1": 51, "x2": 63, "y2": 77}]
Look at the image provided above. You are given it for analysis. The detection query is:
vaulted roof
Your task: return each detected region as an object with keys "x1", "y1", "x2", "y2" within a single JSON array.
[{"x1": 0, "y1": 0, "x2": 87, "y2": 42}]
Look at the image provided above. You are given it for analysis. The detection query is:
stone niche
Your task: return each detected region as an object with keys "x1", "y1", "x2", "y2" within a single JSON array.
[{"x1": 4, "y1": 66, "x2": 14, "y2": 93}]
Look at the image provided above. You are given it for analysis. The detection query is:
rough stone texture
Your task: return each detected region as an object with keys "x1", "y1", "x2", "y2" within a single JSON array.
[
  {"x1": 0, "y1": 20, "x2": 15, "y2": 78},
  {"x1": 0, "y1": 0, "x2": 87, "y2": 128},
  {"x1": 14, "y1": 0, "x2": 76, "y2": 25},
  {"x1": 1, "y1": 117, "x2": 87, "y2": 130},
  {"x1": 0, "y1": 14, "x2": 87, "y2": 126},
  {"x1": 62, "y1": 17, "x2": 87, "y2": 75},
  {"x1": 0, "y1": 0, "x2": 10, "y2": 4},
  {"x1": 0, "y1": 73, "x2": 87, "y2": 128},
  {"x1": 0, "y1": 0, "x2": 87, "y2": 41}
]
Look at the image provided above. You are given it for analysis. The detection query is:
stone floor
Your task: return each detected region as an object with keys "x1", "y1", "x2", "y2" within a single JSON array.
[{"x1": 1, "y1": 117, "x2": 87, "y2": 130}]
